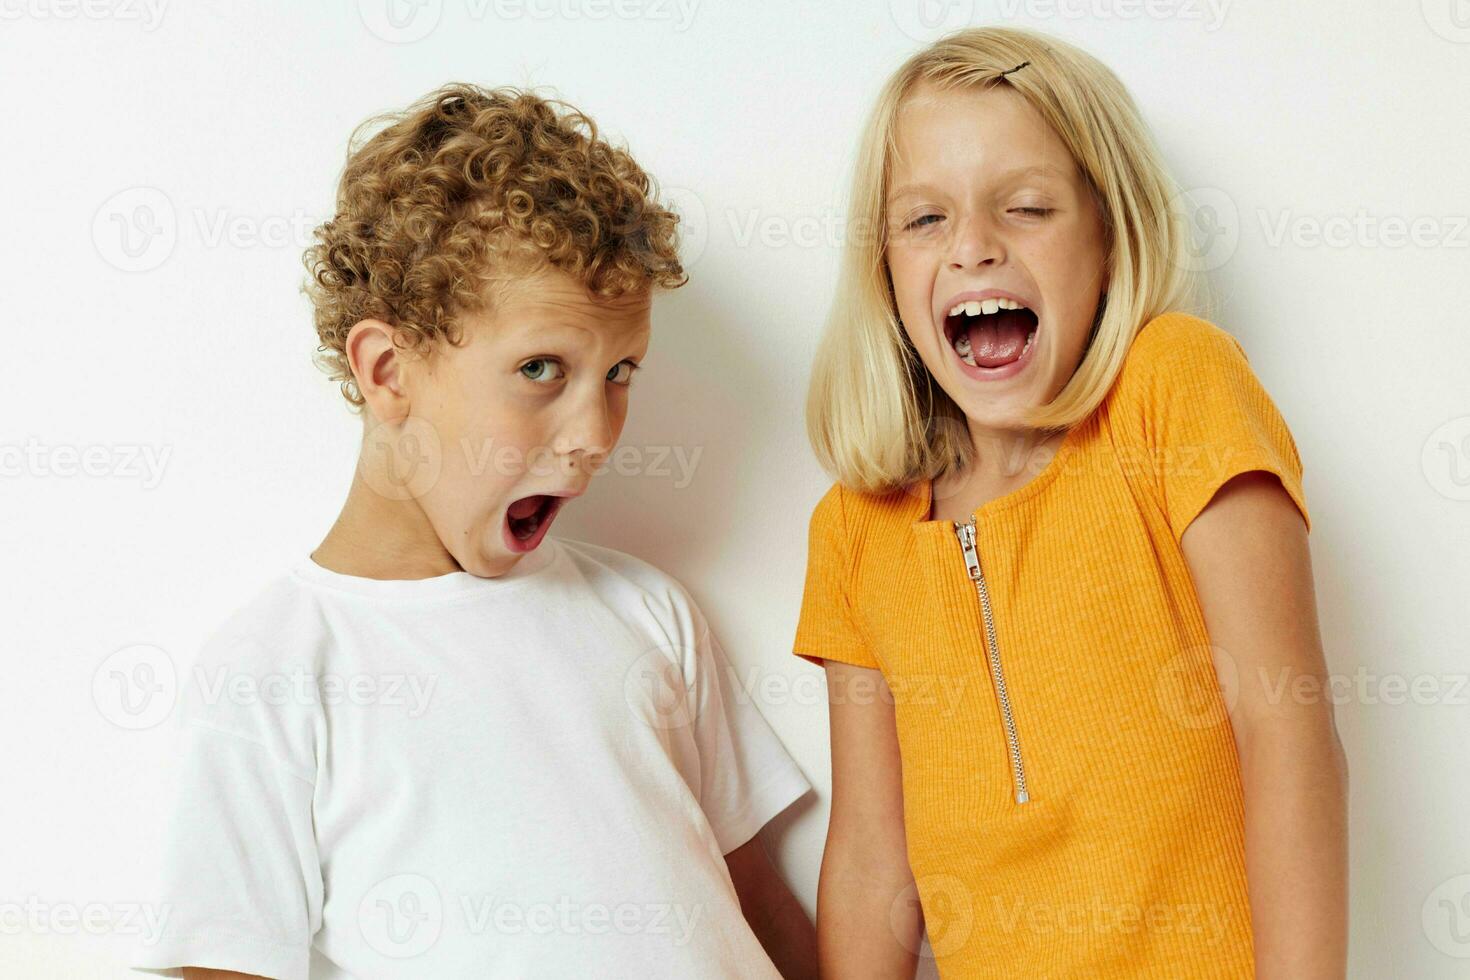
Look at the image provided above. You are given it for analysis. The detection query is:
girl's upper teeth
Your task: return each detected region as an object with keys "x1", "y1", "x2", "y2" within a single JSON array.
[{"x1": 949, "y1": 297, "x2": 1024, "y2": 317}]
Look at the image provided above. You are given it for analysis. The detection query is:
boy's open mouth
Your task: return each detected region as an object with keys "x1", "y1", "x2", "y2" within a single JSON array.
[
  {"x1": 943, "y1": 297, "x2": 1039, "y2": 369},
  {"x1": 503, "y1": 494, "x2": 565, "y2": 553}
]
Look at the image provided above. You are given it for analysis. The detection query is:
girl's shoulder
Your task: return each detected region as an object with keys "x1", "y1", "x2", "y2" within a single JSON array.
[
  {"x1": 1101, "y1": 310, "x2": 1309, "y2": 531},
  {"x1": 1112, "y1": 310, "x2": 1254, "y2": 402},
  {"x1": 1102, "y1": 310, "x2": 1274, "y2": 444},
  {"x1": 807, "y1": 479, "x2": 926, "y2": 546}
]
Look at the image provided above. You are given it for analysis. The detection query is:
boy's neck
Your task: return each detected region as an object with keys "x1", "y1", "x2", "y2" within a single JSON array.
[{"x1": 311, "y1": 470, "x2": 462, "y2": 581}]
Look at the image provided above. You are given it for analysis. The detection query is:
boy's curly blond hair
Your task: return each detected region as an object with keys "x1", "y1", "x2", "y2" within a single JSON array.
[{"x1": 303, "y1": 84, "x2": 686, "y2": 408}]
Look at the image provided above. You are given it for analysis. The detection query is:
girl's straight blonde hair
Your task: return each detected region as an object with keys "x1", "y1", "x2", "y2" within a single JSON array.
[{"x1": 808, "y1": 27, "x2": 1204, "y2": 493}]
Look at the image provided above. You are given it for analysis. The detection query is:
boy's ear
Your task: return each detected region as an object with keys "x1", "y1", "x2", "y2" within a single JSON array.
[{"x1": 346, "y1": 318, "x2": 411, "y2": 421}]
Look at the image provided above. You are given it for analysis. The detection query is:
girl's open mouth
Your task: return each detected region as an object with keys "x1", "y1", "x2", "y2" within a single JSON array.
[
  {"x1": 502, "y1": 494, "x2": 565, "y2": 553},
  {"x1": 943, "y1": 298, "x2": 1039, "y2": 379}
]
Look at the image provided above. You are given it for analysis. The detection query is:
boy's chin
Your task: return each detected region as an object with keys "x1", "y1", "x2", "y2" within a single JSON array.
[
  {"x1": 455, "y1": 549, "x2": 522, "y2": 580},
  {"x1": 446, "y1": 537, "x2": 525, "y2": 579},
  {"x1": 452, "y1": 521, "x2": 557, "y2": 579}
]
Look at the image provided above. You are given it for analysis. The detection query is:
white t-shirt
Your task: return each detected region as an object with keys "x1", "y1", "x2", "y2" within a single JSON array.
[{"x1": 131, "y1": 537, "x2": 809, "y2": 979}]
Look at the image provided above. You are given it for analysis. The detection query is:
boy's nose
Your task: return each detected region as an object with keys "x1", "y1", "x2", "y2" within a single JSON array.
[{"x1": 552, "y1": 399, "x2": 615, "y2": 465}]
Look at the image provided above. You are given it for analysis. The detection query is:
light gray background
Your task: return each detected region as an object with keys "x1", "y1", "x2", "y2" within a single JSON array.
[{"x1": 2, "y1": 1, "x2": 1467, "y2": 976}]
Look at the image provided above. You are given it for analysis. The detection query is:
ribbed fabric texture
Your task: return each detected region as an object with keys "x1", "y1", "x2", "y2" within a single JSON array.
[{"x1": 794, "y1": 312, "x2": 1310, "y2": 978}]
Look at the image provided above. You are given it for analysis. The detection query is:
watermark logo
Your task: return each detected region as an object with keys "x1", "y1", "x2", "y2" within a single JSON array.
[
  {"x1": 359, "y1": 873, "x2": 444, "y2": 958},
  {"x1": 1421, "y1": 0, "x2": 1470, "y2": 43},
  {"x1": 192, "y1": 664, "x2": 440, "y2": 717},
  {"x1": 358, "y1": 0, "x2": 444, "y2": 42},
  {"x1": 92, "y1": 644, "x2": 177, "y2": 730},
  {"x1": 1158, "y1": 654, "x2": 1470, "y2": 720},
  {"x1": 624, "y1": 645, "x2": 699, "y2": 731},
  {"x1": 0, "y1": 897, "x2": 170, "y2": 944},
  {"x1": 0, "y1": 0, "x2": 168, "y2": 30},
  {"x1": 92, "y1": 187, "x2": 176, "y2": 273},
  {"x1": 360, "y1": 416, "x2": 445, "y2": 502},
  {"x1": 730, "y1": 663, "x2": 969, "y2": 716},
  {"x1": 1423, "y1": 873, "x2": 1470, "y2": 958},
  {"x1": 888, "y1": 0, "x2": 976, "y2": 42},
  {"x1": 990, "y1": 0, "x2": 1229, "y2": 30},
  {"x1": 1258, "y1": 209, "x2": 1468, "y2": 250},
  {"x1": 1155, "y1": 643, "x2": 1238, "y2": 730},
  {"x1": 1171, "y1": 186, "x2": 1239, "y2": 273},
  {"x1": 663, "y1": 185, "x2": 709, "y2": 270},
  {"x1": 357, "y1": 419, "x2": 705, "y2": 502},
  {"x1": 891, "y1": 874, "x2": 974, "y2": 958},
  {"x1": 1423, "y1": 416, "x2": 1470, "y2": 501},
  {"x1": 0, "y1": 438, "x2": 172, "y2": 488},
  {"x1": 358, "y1": 0, "x2": 699, "y2": 42},
  {"x1": 461, "y1": 895, "x2": 703, "y2": 942},
  {"x1": 992, "y1": 894, "x2": 1231, "y2": 941},
  {"x1": 93, "y1": 187, "x2": 324, "y2": 271}
]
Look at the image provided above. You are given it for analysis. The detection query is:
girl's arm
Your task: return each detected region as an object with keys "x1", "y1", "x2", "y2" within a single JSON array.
[
  {"x1": 819, "y1": 662, "x2": 922, "y2": 979},
  {"x1": 1181, "y1": 471, "x2": 1349, "y2": 979}
]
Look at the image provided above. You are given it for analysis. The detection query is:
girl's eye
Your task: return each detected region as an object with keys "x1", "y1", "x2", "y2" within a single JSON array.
[
  {"x1": 519, "y1": 358, "x2": 565, "y2": 384},
  {"x1": 1013, "y1": 207, "x2": 1053, "y2": 217},
  {"x1": 905, "y1": 213, "x2": 943, "y2": 231},
  {"x1": 606, "y1": 360, "x2": 639, "y2": 386}
]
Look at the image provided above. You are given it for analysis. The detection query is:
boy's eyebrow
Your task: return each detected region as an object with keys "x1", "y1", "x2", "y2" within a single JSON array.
[
  {"x1": 886, "y1": 164, "x2": 1059, "y2": 205},
  {"x1": 505, "y1": 318, "x2": 595, "y2": 339},
  {"x1": 497, "y1": 314, "x2": 650, "y2": 351}
]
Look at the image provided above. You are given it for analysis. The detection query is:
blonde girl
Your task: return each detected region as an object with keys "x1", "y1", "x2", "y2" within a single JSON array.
[{"x1": 795, "y1": 27, "x2": 1347, "y2": 979}]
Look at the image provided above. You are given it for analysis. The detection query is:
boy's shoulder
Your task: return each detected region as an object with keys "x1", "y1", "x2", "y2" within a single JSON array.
[
  {"x1": 552, "y1": 537, "x2": 714, "y2": 650},
  {"x1": 189, "y1": 567, "x2": 331, "y2": 675},
  {"x1": 169, "y1": 567, "x2": 335, "y2": 764},
  {"x1": 179, "y1": 560, "x2": 422, "y2": 725},
  {"x1": 554, "y1": 536, "x2": 700, "y2": 612}
]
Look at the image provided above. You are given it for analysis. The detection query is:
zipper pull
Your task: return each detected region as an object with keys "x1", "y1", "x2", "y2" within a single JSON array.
[{"x1": 954, "y1": 519, "x2": 982, "y2": 581}]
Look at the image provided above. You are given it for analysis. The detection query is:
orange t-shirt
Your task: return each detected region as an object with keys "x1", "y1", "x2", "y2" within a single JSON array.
[{"x1": 794, "y1": 312, "x2": 1310, "y2": 978}]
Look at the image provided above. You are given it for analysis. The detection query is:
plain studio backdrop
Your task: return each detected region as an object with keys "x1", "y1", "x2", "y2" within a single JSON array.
[{"x1": 2, "y1": 2, "x2": 1467, "y2": 977}]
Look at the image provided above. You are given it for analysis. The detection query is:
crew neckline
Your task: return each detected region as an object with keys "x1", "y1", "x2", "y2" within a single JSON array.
[{"x1": 292, "y1": 537, "x2": 561, "y2": 600}]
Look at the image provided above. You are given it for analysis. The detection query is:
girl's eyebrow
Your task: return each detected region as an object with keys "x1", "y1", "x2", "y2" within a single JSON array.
[
  {"x1": 887, "y1": 164, "x2": 1060, "y2": 206},
  {"x1": 886, "y1": 181, "x2": 944, "y2": 206}
]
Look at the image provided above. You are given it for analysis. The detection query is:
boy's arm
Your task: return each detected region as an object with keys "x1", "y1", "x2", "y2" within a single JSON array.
[
  {"x1": 1181, "y1": 471, "x2": 1349, "y2": 979},
  {"x1": 817, "y1": 662, "x2": 921, "y2": 979},
  {"x1": 724, "y1": 835, "x2": 817, "y2": 979}
]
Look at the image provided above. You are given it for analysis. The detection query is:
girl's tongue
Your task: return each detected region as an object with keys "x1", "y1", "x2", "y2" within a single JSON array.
[{"x1": 957, "y1": 309, "x2": 1033, "y2": 368}]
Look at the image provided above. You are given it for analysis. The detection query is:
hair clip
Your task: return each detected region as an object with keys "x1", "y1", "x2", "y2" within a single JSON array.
[{"x1": 997, "y1": 60, "x2": 1031, "y2": 79}]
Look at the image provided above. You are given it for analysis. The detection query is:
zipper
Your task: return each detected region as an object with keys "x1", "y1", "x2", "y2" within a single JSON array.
[{"x1": 954, "y1": 518, "x2": 1031, "y2": 805}]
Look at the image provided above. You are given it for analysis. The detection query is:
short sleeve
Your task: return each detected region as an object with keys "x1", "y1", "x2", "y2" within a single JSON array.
[
  {"x1": 130, "y1": 640, "x2": 324, "y2": 979},
  {"x1": 1113, "y1": 313, "x2": 1311, "y2": 541},
  {"x1": 686, "y1": 616, "x2": 811, "y2": 854},
  {"x1": 792, "y1": 483, "x2": 880, "y2": 669}
]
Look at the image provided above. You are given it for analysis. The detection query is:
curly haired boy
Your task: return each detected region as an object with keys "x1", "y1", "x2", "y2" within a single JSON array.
[{"x1": 132, "y1": 85, "x2": 815, "y2": 980}]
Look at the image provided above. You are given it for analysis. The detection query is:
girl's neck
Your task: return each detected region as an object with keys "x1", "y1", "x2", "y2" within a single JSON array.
[{"x1": 930, "y1": 426, "x2": 1069, "y2": 522}]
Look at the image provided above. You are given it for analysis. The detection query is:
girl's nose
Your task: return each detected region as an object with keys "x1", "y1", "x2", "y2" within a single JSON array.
[{"x1": 946, "y1": 214, "x2": 1005, "y2": 270}]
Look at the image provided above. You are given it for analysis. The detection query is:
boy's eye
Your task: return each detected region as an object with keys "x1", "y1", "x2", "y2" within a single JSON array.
[
  {"x1": 607, "y1": 360, "x2": 639, "y2": 386},
  {"x1": 520, "y1": 358, "x2": 565, "y2": 384}
]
